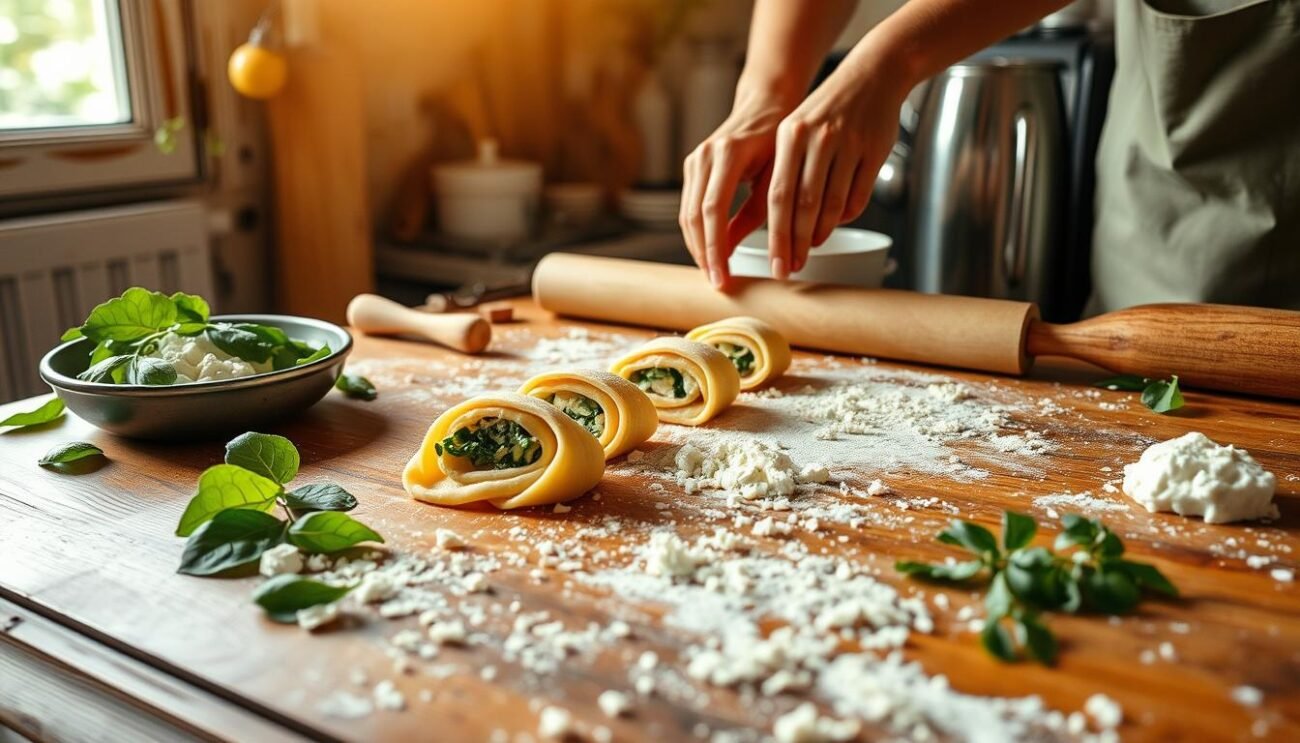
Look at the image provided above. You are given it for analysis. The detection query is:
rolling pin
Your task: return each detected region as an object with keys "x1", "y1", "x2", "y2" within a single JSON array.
[
  {"x1": 347, "y1": 294, "x2": 492, "y2": 354},
  {"x1": 532, "y1": 254, "x2": 1300, "y2": 400}
]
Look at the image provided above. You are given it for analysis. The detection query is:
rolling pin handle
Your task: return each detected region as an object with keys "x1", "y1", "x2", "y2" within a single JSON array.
[{"x1": 346, "y1": 294, "x2": 491, "y2": 354}]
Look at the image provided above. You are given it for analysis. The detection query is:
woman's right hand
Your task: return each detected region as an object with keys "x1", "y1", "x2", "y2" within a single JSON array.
[{"x1": 679, "y1": 86, "x2": 799, "y2": 291}]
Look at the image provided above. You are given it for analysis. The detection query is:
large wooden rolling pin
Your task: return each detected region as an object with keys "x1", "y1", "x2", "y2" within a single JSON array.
[{"x1": 533, "y1": 254, "x2": 1300, "y2": 400}]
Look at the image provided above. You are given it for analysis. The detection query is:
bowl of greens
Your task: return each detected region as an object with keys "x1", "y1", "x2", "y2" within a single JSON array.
[{"x1": 39, "y1": 288, "x2": 353, "y2": 439}]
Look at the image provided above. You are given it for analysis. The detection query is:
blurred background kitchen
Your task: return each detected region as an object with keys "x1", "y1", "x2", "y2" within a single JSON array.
[{"x1": 0, "y1": 0, "x2": 1115, "y2": 402}]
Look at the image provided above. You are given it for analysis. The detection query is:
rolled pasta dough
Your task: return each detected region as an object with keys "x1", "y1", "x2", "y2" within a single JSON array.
[
  {"x1": 610, "y1": 337, "x2": 740, "y2": 426},
  {"x1": 686, "y1": 315, "x2": 791, "y2": 390},
  {"x1": 520, "y1": 369, "x2": 658, "y2": 459}
]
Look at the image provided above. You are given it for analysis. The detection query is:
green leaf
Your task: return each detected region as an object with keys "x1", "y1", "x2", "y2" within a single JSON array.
[
  {"x1": 1093, "y1": 374, "x2": 1149, "y2": 392},
  {"x1": 253, "y1": 574, "x2": 351, "y2": 623},
  {"x1": 1, "y1": 398, "x2": 66, "y2": 428},
  {"x1": 287, "y1": 511, "x2": 384, "y2": 553},
  {"x1": 177, "y1": 509, "x2": 285, "y2": 576},
  {"x1": 80, "y1": 287, "x2": 178, "y2": 342},
  {"x1": 896, "y1": 559, "x2": 985, "y2": 582},
  {"x1": 206, "y1": 325, "x2": 275, "y2": 363},
  {"x1": 175, "y1": 464, "x2": 282, "y2": 537},
  {"x1": 224, "y1": 432, "x2": 300, "y2": 485},
  {"x1": 39, "y1": 441, "x2": 104, "y2": 466},
  {"x1": 938, "y1": 520, "x2": 1000, "y2": 557},
  {"x1": 61, "y1": 326, "x2": 84, "y2": 342},
  {"x1": 985, "y1": 572, "x2": 1014, "y2": 618},
  {"x1": 1054, "y1": 514, "x2": 1100, "y2": 551},
  {"x1": 1017, "y1": 614, "x2": 1058, "y2": 665},
  {"x1": 76, "y1": 354, "x2": 133, "y2": 384},
  {"x1": 1006, "y1": 548, "x2": 1075, "y2": 611},
  {"x1": 236, "y1": 323, "x2": 290, "y2": 348},
  {"x1": 125, "y1": 356, "x2": 178, "y2": 386},
  {"x1": 335, "y1": 373, "x2": 377, "y2": 401},
  {"x1": 1141, "y1": 376, "x2": 1184, "y2": 414},
  {"x1": 1001, "y1": 511, "x2": 1037, "y2": 551},
  {"x1": 1096, "y1": 527, "x2": 1125, "y2": 559},
  {"x1": 294, "y1": 345, "x2": 331, "y2": 366},
  {"x1": 169, "y1": 291, "x2": 211, "y2": 323},
  {"x1": 981, "y1": 617, "x2": 1018, "y2": 662},
  {"x1": 1114, "y1": 559, "x2": 1178, "y2": 598},
  {"x1": 1081, "y1": 567, "x2": 1140, "y2": 614},
  {"x1": 284, "y1": 483, "x2": 357, "y2": 512}
]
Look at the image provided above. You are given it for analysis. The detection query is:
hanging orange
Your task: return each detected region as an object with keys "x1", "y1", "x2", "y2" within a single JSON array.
[{"x1": 227, "y1": 42, "x2": 287, "y2": 99}]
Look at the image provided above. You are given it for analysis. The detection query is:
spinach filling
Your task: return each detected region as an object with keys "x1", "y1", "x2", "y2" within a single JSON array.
[
  {"x1": 548, "y1": 392, "x2": 604, "y2": 437},
  {"x1": 435, "y1": 417, "x2": 541, "y2": 470},
  {"x1": 715, "y1": 342, "x2": 756, "y2": 375},
  {"x1": 631, "y1": 367, "x2": 687, "y2": 399}
]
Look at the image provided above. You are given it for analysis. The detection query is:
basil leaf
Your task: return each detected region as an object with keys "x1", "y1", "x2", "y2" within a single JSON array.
[
  {"x1": 125, "y1": 356, "x2": 177, "y2": 386},
  {"x1": 39, "y1": 441, "x2": 104, "y2": 466},
  {"x1": 1093, "y1": 374, "x2": 1149, "y2": 392},
  {"x1": 288, "y1": 511, "x2": 384, "y2": 553},
  {"x1": 1, "y1": 398, "x2": 66, "y2": 428},
  {"x1": 236, "y1": 323, "x2": 290, "y2": 348},
  {"x1": 224, "y1": 432, "x2": 300, "y2": 484},
  {"x1": 980, "y1": 618, "x2": 1017, "y2": 662},
  {"x1": 1141, "y1": 376, "x2": 1184, "y2": 414},
  {"x1": 80, "y1": 287, "x2": 178, "y2": 342},
  {"x1": 284, "y1": 483, "x2": 357, "y2": 512},
  {"x1": 985, "y1": 572, "x2": 1014, "y2": 618},
  {"x1": 1096, "y1": 527, "x2": 1125, "y2": 559},
  {"x1": 61, "y1": 326, "x2": 84, "y2": 342},
  {"x1": 1081, "y1": 567, "x2": 1140, "y2": 614},
  {"x1": 206, "y1": 325, "x2": 274, "y2": 363},
  {"x1": 253, "y1": 574, "x2": 351, "y2": 623},
  {"x1": 1001, "y1": 511, "x2": 1036, "y2": 551},
  {"x1": 1017, "y1": 614, "x2": 1058, "y2": 665},
  {"x1": 169, "y1": 291, "x2": 211, "y2": 323},
  {"x1": 1114, "y1": 559, "x2": 1178, "y2": 597},
  {"x1": 1054, "y1": 514, "x2": 1099, "y2": 551},
  {"x1": 77, "y1": 354, "x2": 133, "y2": 384},
  {"x1": 938, "y1": 520, "x2": 1000, "y2": 558},
  {"x1": 175, "y1": 464, "x2": 282, "y2": 537},
  {"x1": 895, "y1": 559, "x2": 984, "y2": 583},
  {"x1": 177, "y1": 509, "x2": 285, "y2": 576},
  {"x1": 335, "y1": 373, "x2": 377, "y2": 401},
  {"x1": 294, "y1": 345, "x2": 331, "y2": 366},
  {"x1": 1006, "y1": 548, "x2": 1073, "y2": 610}
]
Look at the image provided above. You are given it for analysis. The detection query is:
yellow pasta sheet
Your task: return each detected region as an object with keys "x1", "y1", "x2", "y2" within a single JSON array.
[
  {"x1": 519, "y1": 369, "x2": 658, "y2": 459},
  {"x1": 686, "y1": 315, "x2": 791, "y2": 390},
  {"x1": 609, "y1": 337, "x2": 739, "y2": 426}
]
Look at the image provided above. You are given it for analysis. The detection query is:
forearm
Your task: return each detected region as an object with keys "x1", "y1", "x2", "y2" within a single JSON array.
[
  {"x1": 841, "y1": 0, "x2": 1071, "y2": 97},
  {"x1": 736, "y1": 0, "x2": 859, "y2": 108}
]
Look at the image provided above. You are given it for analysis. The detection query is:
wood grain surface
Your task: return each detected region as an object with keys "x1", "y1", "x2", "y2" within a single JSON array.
[{"x1": 0, "y1": 299, "x2": 1296, "y2": 742}]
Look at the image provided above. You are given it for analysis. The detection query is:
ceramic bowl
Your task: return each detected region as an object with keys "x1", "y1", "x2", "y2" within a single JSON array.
[
  {"x1": 729, "y1": 228, "x2": 894, "y2": 288},
  {"x1": 39, "y1": 315, "x2": 352, "y2": 440}
]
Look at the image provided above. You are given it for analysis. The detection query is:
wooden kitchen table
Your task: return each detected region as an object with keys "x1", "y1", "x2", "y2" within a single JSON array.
[{"x1": 1, "y1": 299, "x2": 1297, "y2": 742}]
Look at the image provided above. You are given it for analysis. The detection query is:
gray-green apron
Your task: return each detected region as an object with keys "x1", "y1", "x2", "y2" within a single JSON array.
[{"x1": 1090, "y1": 0, "x2": 1300, "y2": 312}]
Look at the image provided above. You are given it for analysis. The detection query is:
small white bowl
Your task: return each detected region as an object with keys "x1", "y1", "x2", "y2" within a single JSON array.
[{"x1": 729, "y1": 228, "x2": 893, "y2": 288}]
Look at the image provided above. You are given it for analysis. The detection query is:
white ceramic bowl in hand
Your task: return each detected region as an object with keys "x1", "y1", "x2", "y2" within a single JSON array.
[{"x1": 729, "y1": 228, "x2": 894, "y2": 288}]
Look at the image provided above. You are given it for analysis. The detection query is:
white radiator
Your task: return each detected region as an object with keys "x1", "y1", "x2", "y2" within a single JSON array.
[{"x1": 0, "y1": 200, "x2": 213, "y2": 403}]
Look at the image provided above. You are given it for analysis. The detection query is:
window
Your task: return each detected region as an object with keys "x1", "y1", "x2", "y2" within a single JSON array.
[{"x1": 0, "y1": 0, "x2": 198, "y2": 202}]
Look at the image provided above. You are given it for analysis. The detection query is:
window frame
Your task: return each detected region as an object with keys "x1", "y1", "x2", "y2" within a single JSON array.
[{"x1": 0, "y1": 0, "x2": 200, "y2": 201}]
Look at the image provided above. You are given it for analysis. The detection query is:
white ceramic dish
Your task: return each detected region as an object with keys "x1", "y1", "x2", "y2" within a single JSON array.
[
  {"x1": 729, "y1": 228, "x2": 893, "y2": 288},
  {"x1": 433, "y1": 140, "x2": 541, "y2": 242}
]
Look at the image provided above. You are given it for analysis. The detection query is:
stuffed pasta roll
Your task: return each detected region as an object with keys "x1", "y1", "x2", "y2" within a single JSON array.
[
  {"x1": 519, "y1": 369, "x2": 658, "y2": 460},
  {"x1": 686, "y1": 315, "x2": 791, "y2": 391},
  {"x1": 609, "y1": 337, "x2": 739, "y2": 426}
]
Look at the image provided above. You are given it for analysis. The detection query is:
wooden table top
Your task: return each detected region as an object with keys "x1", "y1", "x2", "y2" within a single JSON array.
[{"x1": 1, "y1": 299, "x2": 1296, "y2": 742}]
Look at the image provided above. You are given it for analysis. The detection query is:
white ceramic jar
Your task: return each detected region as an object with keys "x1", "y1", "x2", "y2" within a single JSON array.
[{"x1": 432, "y1": 139, "x2": 542, "y2": 242}]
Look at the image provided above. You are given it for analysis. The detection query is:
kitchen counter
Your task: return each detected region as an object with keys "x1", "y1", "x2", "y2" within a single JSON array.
[{"x1": 1, "y1": 299, "x2": 1297, "y2": 741}]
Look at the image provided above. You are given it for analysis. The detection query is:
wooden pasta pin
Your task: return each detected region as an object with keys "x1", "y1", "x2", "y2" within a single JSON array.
[
  {"x1": 686, "y1": 316, "x2": 791, "y2": 390},
  {"x1": 519, "y1": 369, "x2": 658, "y2": 460},
  {"x1": 609, "y1": 337, "x2": 740, "y2": 426}
]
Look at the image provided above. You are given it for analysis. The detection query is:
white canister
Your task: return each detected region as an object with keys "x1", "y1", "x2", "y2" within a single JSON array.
[{"x1": 432, "y1": 139, "x2": 542, "y2": 242}]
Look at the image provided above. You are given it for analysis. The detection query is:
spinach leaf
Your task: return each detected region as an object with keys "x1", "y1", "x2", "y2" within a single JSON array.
[
  {"x1": 60, "y1": 326, "x2": 84, "y2": 342},
  {"x1": 125, "y1": 356, "x2": 178, "y2": 386},
  {"x1": 294, "y1": 345, "x2": 331, "y2": 366},
  {"x1": 288, "y1": 511, "x2": 384, "y2": 553},
  {"x1": 76, "y1": 354, "x2": 133, "y2": 384},
  {"x1": 206, "y1": 325, "x2": 275, "y2": 363},
  {"x1": 80, "y1": 287, "x2": 177, "y2": 342},
  {"x1": 175, "y1": 464, "x2": 282, "y2": 537},
  {"x1": 177, "y1": 509, "x2": 286, "y2": 576},
  {"x1": 39, "y1": 441, "x2": 103, "y2": 466},
  {"x1": 1, "y1": 398, "x2": 66, "y2": 429},
  {"x1": 169, "y1": 291, "x2": 211, "y2": 323},
  {"x1": 253, "y1": 574, "x2": 351, "y2": 623},
  {"x1": 1093, "y1": 374, "x2": 1150, "y2": 392},
  {"x1": 284, "y1": 483, "x2": 357, "y2": 512},
  {"x1": 1017, "y1": 614, "x2": 1058, "y2": 665},
  {"x1": 1141, "y1": 375, "x2": 1184, "y2": 414},
  {"x1": 937, "y1": 520, "x2": 999, "y2": 558},
  {"x1": 981, "y1": 618, "x2": 1017, "y2": 662},
  {"x1": 1001, "y1": 511, "x2": 1036, "y2": 551},
  {"x1": 335, "y1": 373, "x2": 377, "y2": 401},
  {"x1": 224, "y1": 432, "x2": 300, "y2": 485}
]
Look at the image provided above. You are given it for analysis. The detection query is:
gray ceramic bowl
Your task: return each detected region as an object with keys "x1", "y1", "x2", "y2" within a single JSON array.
[{"x1": 39, "y1": 314, "x2": 353, "y2": 440}]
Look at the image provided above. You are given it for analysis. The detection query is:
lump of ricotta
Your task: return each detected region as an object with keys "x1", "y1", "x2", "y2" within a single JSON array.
[
  {"x1": 1122, "y1": 432, "x2": 1277, "y2": 524},
  {"x1": 146, "y1": 331, "x2": 270, "y2": 384}
]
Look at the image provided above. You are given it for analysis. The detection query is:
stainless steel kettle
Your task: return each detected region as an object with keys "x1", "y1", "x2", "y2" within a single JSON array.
[{"x1": 901, "y1": 59, "x2": 1067, "y2": 314}]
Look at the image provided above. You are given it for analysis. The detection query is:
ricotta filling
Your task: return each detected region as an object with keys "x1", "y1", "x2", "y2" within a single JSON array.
[
  {"x1": 631, "y1": 366, "x2": 698, "y2": 400},
  {"x1": 145, "y1": 331, "x2": 271, "y2": 384},
  {"x1": 548, "y1": 391, "x2": 605, "y2": 437},
  {"x1": 1121, "y1": 431, "x2": 1277, "y2": 524}
]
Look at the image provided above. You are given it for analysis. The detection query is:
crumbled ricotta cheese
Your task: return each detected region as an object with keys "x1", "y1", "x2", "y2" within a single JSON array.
[
  {"x1": 1122, "y1": 432, "x2": 1277, "y2": 523},
  {"x1": 427, "y1": 620, "x2": 468, "y2": 645},
  {"x1": 259, "y1": 544, "x2": 304, "y2": 577},
  {"x1": 355, "y1": 571, "x2": 402, "y2": 604},
  {"x1": 642, "y1": 531, "x2": 705, "y2": 579},
  {"x1": 435, "y1": 528, "x2": 466, "y2": 550},
  {"x1": 145, "y1": 330, "x2": 270, "y2": 384},
  {"x1": 373, "y1": 680, "x2": 406, "y2": 711},
  {"x1": 772, "y1": 702, "x2": 860, "y2": 743},
  {"x1": 296, "y1": 602, "x2": 340, "y2": 631}
]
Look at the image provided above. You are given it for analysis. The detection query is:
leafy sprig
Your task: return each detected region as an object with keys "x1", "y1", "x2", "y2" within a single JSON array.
[
  {"x1": 897, "y1": 511, "x2": 1177, "y2": 665},
  {"x1": 1, "y1": 398, "x2": 66, "y2": 430},
  {"x1": 62, "y1": 288, "x2": 328, "y2": 385},
  {"x1": 174, "y1": 432, "x2": 382, "y2": 587},
  {"x1": 1094, "y1": 374, "x2": 1184, "y2": 414}
]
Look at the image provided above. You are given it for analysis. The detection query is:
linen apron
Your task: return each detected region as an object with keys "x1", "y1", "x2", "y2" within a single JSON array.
[{"x1": 1090, "y1": 0, "x2": 1300, "y2": 312}]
